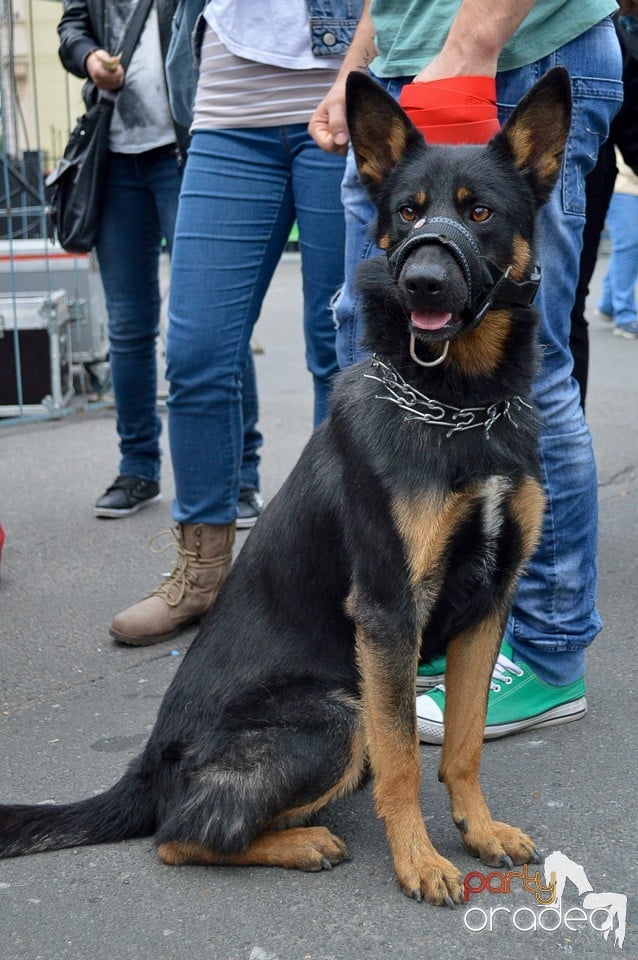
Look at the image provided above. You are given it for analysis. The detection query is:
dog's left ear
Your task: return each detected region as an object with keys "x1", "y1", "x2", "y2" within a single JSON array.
[
  {"x1": 493, "y1": 66, "x2": 572, "y2": 205},
  {"x1": 346, "y1": 71, "x2": 422, "y2": 195}
]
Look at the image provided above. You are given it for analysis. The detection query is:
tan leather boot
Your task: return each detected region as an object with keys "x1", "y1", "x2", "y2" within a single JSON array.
[{"x1": 110, "y1": 522, "x2": 235, "y2": 646}]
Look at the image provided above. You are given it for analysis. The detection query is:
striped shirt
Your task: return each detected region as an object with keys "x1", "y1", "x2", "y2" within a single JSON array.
[{"x1": 192, "y1": 26, "x2": 340, "y2": 131}]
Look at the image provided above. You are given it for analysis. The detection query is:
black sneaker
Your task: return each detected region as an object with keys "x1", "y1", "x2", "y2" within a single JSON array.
[
  {"x1": 236, "y1": 488, "x2": 263, "y2": 529},
  {"x1": 94, "y1": 475, "x2": 161, "y2": 518}
]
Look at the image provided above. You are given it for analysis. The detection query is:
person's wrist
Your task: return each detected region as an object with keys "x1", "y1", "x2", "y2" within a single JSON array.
[
  {"x1": 84, "y1": 49, "x2": 104, "y2": 79},
  {"x1": 422, "y1": 32, "x2": 498, "y2": 79}
]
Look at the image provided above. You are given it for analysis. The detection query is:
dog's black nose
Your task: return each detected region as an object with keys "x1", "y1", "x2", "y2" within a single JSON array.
[
  {"x1": 396, "y1": 243, "x2": 468, "y2": 315},
  {"x1": 402, "y1": 262, "x2": 448, "y2": 301}
]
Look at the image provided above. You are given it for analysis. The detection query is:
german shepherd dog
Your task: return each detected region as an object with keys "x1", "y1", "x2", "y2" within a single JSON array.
[{"x1": 0, "y1": 68, "x2": 571, "y2": 905}]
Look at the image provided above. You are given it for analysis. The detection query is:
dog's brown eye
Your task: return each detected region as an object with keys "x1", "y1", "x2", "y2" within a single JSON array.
[
  {"x1": 471, "y1": 206, "x2": 491, "y2": 223},
  {"x1": 399, "y1": 206, "x2": 416, "y2": 222}
]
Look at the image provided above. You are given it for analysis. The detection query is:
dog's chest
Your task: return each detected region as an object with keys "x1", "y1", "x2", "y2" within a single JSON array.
[{"x1": 392, "y1": 474, "x2": 521, "y2": 591}]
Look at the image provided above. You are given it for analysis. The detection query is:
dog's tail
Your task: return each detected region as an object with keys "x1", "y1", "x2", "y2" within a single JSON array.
[{"x1": 0, "y1": 769, "x2": 155, "y2": 858}]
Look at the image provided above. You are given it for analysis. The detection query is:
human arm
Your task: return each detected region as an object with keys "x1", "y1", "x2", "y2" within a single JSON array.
[
  {"x1": 57, "y1": 0, "x2": 125, "y2": 89},
  {"x1": 414, "y1": 0, "x2": 537, "y2": 82},
  {"x1": 308, "y1": 0, "x2": 376, "y2": 154}
]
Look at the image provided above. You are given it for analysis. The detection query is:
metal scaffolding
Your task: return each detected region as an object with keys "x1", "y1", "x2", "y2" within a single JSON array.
[{"x1": 1, "y1": 0, "x2": 110, "y2": 422}]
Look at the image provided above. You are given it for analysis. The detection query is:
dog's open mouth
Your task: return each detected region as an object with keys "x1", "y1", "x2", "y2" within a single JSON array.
[{"x1": 410, "y1": 310, "x2": 463, "y2": 340}]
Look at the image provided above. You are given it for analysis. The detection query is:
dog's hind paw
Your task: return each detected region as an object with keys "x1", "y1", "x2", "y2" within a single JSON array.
[
  {"x1": 157, "y1": 825, "x2": 347, "y2": 872},
  {"x1": 277, "y1": 825, "x2": 347, "y2": 872}
]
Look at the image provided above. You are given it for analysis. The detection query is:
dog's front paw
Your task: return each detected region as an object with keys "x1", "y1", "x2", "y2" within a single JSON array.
[
  {"x1": 462, "y1": 819, "x2": 541, "y2": 867},
  {"x1": 396, "y1": 851, "x2": 463, "y2": 906}
]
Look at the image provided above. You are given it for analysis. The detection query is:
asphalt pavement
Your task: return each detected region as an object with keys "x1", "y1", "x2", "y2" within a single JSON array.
[{"x1": 0, "y1": 252, "x2": 636, "y2": 960}]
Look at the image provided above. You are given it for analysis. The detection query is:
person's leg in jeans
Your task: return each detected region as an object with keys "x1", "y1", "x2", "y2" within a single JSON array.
[
  {"x1": 336, "y1": 31, "x2": 622, "y2": 732},
  {"x1": 97, "y1": 151, "x2": 164, "y2": 483},
  {"x1": 496, "y1": 23, "x2": 622, "y2": 687},
  {"x1": 167, "y1": 127, "x2": 299, "y2": 526},
  {"x1": 110, "y1": 127, "x2": 297, "y2": 645},
  {"x1": 239, "y1": 350, "x2": 261, "y2": 494},
  {"x1": 95, "y1": 147, "x2": 182, "y2": 520},
  {"x1": 604, "y1": 191, "x2": 638, "y2": 333},
  {"x1": 569, "y1": 136, "x2": 617, "y2": 409},
  {"x1": 417, "y1": 24, "x2": 623, "y2": 739},
  {"x1": 288, "y1": 128, "x2": 344, "y2": 425}
]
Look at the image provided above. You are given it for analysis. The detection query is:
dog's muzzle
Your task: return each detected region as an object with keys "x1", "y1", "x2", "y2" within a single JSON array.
[{"x1": 386, "y1": 217, "x2": 541, "y2": 330}]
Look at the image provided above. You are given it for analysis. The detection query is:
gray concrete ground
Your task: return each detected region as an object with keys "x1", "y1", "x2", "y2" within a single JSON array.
[{"x1": 0, "y1": 253, "x2": 636, "y2": 960}]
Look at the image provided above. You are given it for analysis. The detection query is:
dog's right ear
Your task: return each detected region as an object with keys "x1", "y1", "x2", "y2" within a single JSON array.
[
  {"x1": 346, "y1": 72, "x2": 422, "y2": 195},
  {"x1": 492, "y1": 66, "x2": 572, "y2": 205}
]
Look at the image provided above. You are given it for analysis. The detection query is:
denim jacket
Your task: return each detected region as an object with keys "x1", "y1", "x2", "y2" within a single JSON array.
[
  {"x1": 166, "y1": 0, "x2": 364, "y2": 128},
  {"x1": 305, "y1": 0, "x2": 365, "y2": 58}
]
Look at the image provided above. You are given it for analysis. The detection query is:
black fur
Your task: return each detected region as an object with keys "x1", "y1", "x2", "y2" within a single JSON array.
[{"x1": 0, "y1": 68, "x2": 572, "y2": 901}]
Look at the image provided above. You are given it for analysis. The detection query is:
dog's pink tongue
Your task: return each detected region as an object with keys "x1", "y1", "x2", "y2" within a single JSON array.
[{"x1": 410, "y1": 310, "x2": 452, "y2": 330}]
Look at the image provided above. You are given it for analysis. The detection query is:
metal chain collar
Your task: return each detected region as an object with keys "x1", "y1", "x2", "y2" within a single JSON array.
[{"x1": 363, "y1": 354, "x2": 534, "y2": 438}]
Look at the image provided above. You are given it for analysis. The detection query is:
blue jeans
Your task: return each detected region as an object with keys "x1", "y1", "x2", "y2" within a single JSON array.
[
  {"x1": 334, "y1": 20, "x2": 623, "y2": 684},
  {"x1": 96, "y1": 145, "x2": 182, "y2": 483},
  {"x1": 166, "y1": 126, "x2": 345, "y2": 525},
  {"x1": 598, "y1": 192, "x2": 638, "y2": 327}
]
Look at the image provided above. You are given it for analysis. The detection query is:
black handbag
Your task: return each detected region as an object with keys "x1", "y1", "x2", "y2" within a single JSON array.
[{"x1": 46, "y1": 0, "x2": 155, "y2": 253}]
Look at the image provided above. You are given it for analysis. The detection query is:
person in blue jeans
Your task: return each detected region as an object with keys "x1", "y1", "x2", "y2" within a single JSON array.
[
  {"x1": 597, "y1": 150, "x2": 638, "y2": 338},
  {"x1": 57, "y1": 0, "x2": 187, "y2": 519},
  {"x1": 110, "y1": 0, "x2": 363, "y2": 646},
  {"x1": 310, "y1": 0, "x2": 624, "y2": 740}
]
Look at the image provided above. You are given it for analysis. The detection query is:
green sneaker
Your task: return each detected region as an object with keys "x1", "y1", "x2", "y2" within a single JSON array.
[
  {"x1": 416, "y1": 654, "x2": 447, "y2": 690},
  {"x1": 416, "y1": 642, "x2": 587, "y2": 744}
]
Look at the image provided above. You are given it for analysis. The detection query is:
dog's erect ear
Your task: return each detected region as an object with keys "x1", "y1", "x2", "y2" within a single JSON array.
[
  {"x1": 346, "y1": 71, "x2": 422, "y2": 194},
  {"x1": 493, "y1": 66, "x2": 572, "y2": 204}
]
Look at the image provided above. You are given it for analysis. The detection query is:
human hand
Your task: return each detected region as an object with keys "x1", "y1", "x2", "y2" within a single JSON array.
[
  {"x1": 308, "y1": 77, "x2": 351, "y2": 154},
  {"x1": 85, "y1": 50, "x2": 125, "y2": 90}
]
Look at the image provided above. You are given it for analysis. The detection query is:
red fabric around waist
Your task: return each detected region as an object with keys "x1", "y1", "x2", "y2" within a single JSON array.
[{"x1": 399, "y1": 76, "x2": 500, "y2": 144}]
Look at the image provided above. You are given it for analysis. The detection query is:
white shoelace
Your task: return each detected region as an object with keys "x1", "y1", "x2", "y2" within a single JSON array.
[{"x1": 490, "y1": 650, "x2": 524, "y2": 692}]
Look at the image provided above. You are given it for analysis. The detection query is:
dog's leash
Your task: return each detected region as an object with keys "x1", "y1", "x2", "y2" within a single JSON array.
[{"x1": 364, "y1": 354, "x2": 534, "y2": 438}]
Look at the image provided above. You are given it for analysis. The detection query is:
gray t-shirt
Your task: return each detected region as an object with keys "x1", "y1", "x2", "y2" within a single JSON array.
[{"x1": 104, "y1": 0, "x2": 175, "y2": 153}]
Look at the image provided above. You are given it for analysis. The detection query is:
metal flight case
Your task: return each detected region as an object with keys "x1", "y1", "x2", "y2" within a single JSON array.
[{"x1": 0, "y1": 289, "x2": 73, "y2": 416}]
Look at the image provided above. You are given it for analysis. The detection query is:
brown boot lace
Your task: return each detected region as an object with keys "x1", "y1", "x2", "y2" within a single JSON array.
[{"x1": 146, "y1": 528, "x2": 225, "y2": 608}]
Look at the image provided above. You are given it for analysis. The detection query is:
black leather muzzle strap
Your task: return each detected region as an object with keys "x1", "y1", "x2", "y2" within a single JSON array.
[{"x1": 386, "y1": 216, "x2": 541, "y2": 329}]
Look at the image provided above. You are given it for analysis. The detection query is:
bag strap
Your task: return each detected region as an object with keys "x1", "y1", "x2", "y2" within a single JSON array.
[
  {"x1": 117, "y1": 0, "x2": 156, "y2": 72},
  {"x1": 95, "y1": 0, "x2": 155, "y2": 106}
]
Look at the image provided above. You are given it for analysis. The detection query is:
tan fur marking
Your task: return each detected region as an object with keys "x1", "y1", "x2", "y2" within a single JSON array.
[
  {"x1": 439, "y1": 618, "x2": 539, "y2": 866},
  {"x1": 508, "y1": 124, "x2": 535, "y2": 171},
  {"x1": 509, "y1": 123, "x2": 561, "y2": 186},
  {"x1": 378, "y1": 232, "x2": 391, "y2": 250},
  {"x1": 511, "y1": 234, "x2": 533, "y2": 281},
  {"x1": 456, "y1": 185, "x2": 472, "y2": 203},
  {"x1": 357, "y1": 634, "x2": 463, "y2": 903},
  {"x1": 158, "y1": 826, "x2": 347, "y2": 870},
  {"x1": 415, "y1": 189, "x2": 427, "y2": 206},
  {"x1": 392, "y1": 491, "x2": 477, "y2": 589},
  {"x1": 536, "y1": 150, "x2": 562, "y2": 183},
  {"x1": 447, "y1": 309, "x2": 511, "y2": 378},
  {"x1": 509, "y1": 476, "x2": 545, "y2": 560},
  {"x1": 358, "y1": 158, "x2": 383, "y2": 185},
  {"x1": 388, "y1": 117, "x2": 410, "y2": 165}
]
